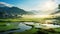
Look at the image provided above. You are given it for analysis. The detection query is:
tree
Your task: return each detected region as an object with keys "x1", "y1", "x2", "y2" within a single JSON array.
[{"x1": 58, "y1": 4, "x2": 60, "y2": 9}]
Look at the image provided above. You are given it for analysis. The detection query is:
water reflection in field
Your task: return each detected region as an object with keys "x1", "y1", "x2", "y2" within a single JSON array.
[{"x1": 0, "y1": 22, "x2": 60, "y2": 34}]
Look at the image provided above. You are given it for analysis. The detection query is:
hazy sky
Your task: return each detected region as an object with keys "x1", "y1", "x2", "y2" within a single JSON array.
[{"x1": 0, "y1": 0, "x2": 60, "y2": 11}]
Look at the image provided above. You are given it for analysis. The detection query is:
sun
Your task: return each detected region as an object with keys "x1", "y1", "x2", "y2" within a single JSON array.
[{"x1": 40, "y1": 0, "x2": 57, "y2": 11}]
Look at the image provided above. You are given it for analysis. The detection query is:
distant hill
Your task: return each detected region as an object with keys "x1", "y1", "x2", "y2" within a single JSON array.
[
  {"x1": 0, "y1": 2, "x2": 28, "y2": 18},
  {"x1": 51, "y1": 4, "x2": 60, "y2": 15},
  {"x1": 51, "y1": 10, "x2": 60, "y2": 15}
]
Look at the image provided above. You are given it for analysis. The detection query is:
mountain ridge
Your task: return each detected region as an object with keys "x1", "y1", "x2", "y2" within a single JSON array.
[{"x1": 0, "y1": 2, "x2": 28, "y2": 18}]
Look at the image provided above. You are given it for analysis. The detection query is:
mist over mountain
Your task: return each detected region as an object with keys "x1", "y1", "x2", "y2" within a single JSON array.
[
  {"x1": 51, "y1": 4, "x2": 60, "y2": 15},
  {"x1": 0, "y1": 2, "x2": 60, "y2": 18},
  {"x1": 0, "y1": 2, "x2": 29, "y2": 18},
  {"x1": 28, "y1": 10, "x2": 44, "y2": 15},
  {"x1": 0, "y1": 2, "x2": 12, "y2": 7}
]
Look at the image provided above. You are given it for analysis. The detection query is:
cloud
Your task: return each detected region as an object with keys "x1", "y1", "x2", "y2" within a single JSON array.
[
  {"x1": 0, "y1": 2, "x2": 13, "y2": 7},
  {"x1": 28, "y1": 0, "x2": 58, "y2": 15},
  {"x1": 34, "y1": 0, "x2": 58, "y2": 11},
  {"x1": 17, "y1": 0, "x2": 58, "y2": 15}
]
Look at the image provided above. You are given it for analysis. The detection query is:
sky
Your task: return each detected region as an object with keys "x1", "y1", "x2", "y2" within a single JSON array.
[
  {"x1": 0, "y1": 0, "x2": 60, "y2": 15},
  {"x1": 0, "y1": 0, "x2": 60, "y2": 11}
]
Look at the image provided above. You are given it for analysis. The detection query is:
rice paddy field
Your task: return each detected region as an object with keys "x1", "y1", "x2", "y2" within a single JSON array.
[{"x1": 0, "y1": 17, "x2": 60, "y2": 34}]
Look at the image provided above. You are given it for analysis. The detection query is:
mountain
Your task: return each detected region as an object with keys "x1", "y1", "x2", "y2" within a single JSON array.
[
  {"x1": 0, "y1": 2, "x2": 28, "y2": 18},
  {"x1": 0, "y1": 2, "x2": 12, "y2": 7},
  {"x1": 51, "y1": 4, "x2": 60, "y2": 15},
  {"x1": 27, "y1": 10, "x2": 40, "y2": 15},
  {"x1": 51, "y1": 10, "x2": 60, "y2": 15}
]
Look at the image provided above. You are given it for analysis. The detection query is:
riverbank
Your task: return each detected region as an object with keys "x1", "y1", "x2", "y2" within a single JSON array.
[{"x1": 0, "y1": 22, "x2": 60, "y2": 34}]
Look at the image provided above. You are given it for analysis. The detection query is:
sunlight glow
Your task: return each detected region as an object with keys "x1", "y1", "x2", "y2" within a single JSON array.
[
  {"x1": 40, "y1": 0, "x2": 57, "y2": 11},
  {"x1": 22, "y1": 15, "x2": 55, "y2": 18}
]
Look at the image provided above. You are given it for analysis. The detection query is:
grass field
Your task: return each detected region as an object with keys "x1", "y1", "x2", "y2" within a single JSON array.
[
  {"x1": 10, "y1": 28, "x2": 60, "y2": 34},
  {"x1": 0, "y1": 17, "x2": 54, "y2": 23},
  {"x1": 0, "y1": 17, "x2": 60, "y2": 34}
]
